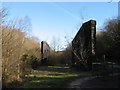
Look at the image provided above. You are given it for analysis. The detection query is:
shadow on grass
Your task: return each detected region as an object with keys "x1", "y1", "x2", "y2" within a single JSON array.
[
  {"x1": 3, "y1": 80, "x2": 22, "y2": 88},
  {"x1": 36, "y1": 65, "x2": 79, "y2": 74},
  {"x1": 22, "y1": 75, "x2": 80, "y2": 88},
  {"x1": 20, "y1": 65, "x2": 83, "y2": 88}
]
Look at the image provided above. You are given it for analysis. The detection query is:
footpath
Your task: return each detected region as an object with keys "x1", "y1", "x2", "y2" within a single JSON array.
[{"x1": 66, "y1": 73, "x2": 120, "y2": 89}]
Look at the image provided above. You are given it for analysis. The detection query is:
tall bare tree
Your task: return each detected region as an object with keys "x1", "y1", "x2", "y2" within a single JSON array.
[
  {"x1": 1, "y1": 7, "x2": 41, "y2": 85},
  {"x1": 50, "y1": 36, "x2": 61, "y2": 51}
]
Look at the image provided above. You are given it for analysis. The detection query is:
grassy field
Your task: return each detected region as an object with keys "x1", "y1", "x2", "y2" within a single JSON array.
[{"x1": 19, "y1": 65, "x2": 92, "y2": 88}]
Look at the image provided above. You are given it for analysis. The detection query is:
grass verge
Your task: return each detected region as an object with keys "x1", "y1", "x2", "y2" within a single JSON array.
[{"x1": 19, "y1": 65, "x2": 92, "y2": 88}]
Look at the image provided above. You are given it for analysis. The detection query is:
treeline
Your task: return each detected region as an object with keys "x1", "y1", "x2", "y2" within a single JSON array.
[
  {"x1": 64, "y1": 17, "x2": 120, "y2": 65},
  {"x1": 1, "y1": 8, "x2": 41, "y2": 87},
  {"x1": 47, "y1": 45, "x2": 72, "y2": 67},
  {"x1": 54, "y1": 17, "x2": 120, "y2": 67},
  {"x1": 96, "y1": 18, "x2": 120, "y2": 64}
]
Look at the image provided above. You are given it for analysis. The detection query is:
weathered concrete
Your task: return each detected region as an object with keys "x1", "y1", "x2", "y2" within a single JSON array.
[
  {"x1": 40, "y1": 41, "x2": 51, "y2": 64},
  {"x1": 72, "y1": 20, "x2": 96, "y2": 69}
]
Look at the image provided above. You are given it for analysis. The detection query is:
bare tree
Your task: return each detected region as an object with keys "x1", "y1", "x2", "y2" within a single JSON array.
[
  {"x1": 1, "y1": 7, "x2": 41, "y2": 86},
  {"x1": 98, "y1": 18, "x2": 120, "y2": 63},
  {"x1": 2, "y1": 24, "x2": 40, "y2": 84},
  {"x1": 0, "y1": 7, "x2": 8, "y2": 25},
  {"x1": 50, "y1": 36, "x2": 61, "y2": 51},
  {"x1": 0, "y1": 7, "x2": 9, "y2": 85}
]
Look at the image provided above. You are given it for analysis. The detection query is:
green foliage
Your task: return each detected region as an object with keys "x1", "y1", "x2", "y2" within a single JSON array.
[
  {"x1": 21, "y1": 54, "x2": 40, "y2": 70},
  {"x1": 21, "y1": 53, "x2": 29, "y2": 62},
  {"x1": 30, "y1": 55, "x2": 40, "y2": 69}
]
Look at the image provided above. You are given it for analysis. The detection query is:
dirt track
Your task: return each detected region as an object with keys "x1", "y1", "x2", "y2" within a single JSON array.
[{"x1": 66, "y1": 74, "x2": 120, "y2": 89}]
